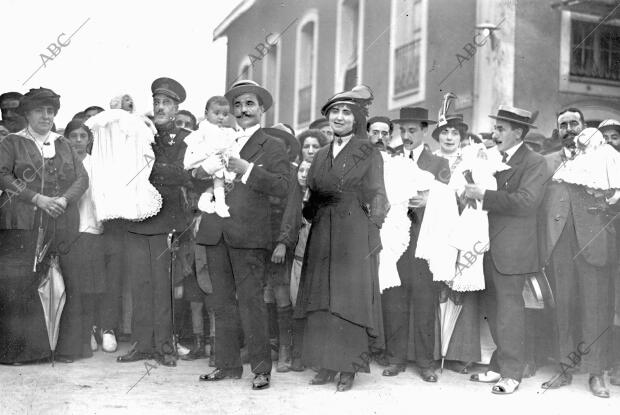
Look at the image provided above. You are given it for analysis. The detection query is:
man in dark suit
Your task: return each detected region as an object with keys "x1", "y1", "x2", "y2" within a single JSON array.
[
  {"x1": 382, "y1": 107, "x2": 447, "y2": 382},
  {"x1": 117, "y1": 77, "x2": 194, "y2": 367},
  {"x1": 466, "y1": 105, "x2": 547, "y2": 394},
  {"x1": 196, "y1": 80, "x2": 290, "y2": 390},
  {"x1": 539, "y1": 109, "x2": 618, "y2": 398}
]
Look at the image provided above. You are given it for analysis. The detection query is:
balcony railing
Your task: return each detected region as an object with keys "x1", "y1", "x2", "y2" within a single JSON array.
[
  {"x1": 393, "y1": 40, "x2": 420, "y2": 97},
  {"x1": 297, "y1": 85, "x2": 312, "y2": 125}
]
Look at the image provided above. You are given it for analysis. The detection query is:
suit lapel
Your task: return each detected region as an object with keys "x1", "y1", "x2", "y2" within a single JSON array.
[
  {"x1": 240, "y1": 129, "x2": 267, "y2": 163},
  {"x1": 18, "y1": 134, "x2": 45, "y2": 181},
  {"x1": 417, "y1": 147, "x2": 433, "y2": 172},
  {"x1": 496, "y1": 143, "x2": 528, "y2": 185}
]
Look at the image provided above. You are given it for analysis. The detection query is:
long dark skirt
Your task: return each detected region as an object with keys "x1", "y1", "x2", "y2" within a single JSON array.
[
  {"x1": 435, "y1": 291, "x2": 481, "y2": 363},
  {"x1": 65, "y1": 232, "x2": 107, "y2": 294},
  {"x1": 0, "y1": 229, "x2": 83, "y2": 363},
  {"x1": 302, "y1": 311, "x2": 371, "y2": 373}
]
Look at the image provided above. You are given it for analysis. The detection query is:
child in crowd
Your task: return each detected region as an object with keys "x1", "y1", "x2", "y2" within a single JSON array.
[{"x1": 184, "y1": 96, "x2": 238, "y2": 217}]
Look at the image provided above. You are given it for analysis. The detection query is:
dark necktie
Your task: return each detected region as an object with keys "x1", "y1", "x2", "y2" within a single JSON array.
[
  {"x1": 409, "y1": 152, "x2": 414, "y2": 161},
  {"x1": 501, "y1": 151, "x2": 508, "y2": 163},
  {"x1": 337, "y1": 137, "x2": 343, "y2": 145}
]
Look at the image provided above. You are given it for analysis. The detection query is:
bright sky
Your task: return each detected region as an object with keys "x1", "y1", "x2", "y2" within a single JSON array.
[{"x1": 1, "y1": 0, "x2": 242, "y2": 128}]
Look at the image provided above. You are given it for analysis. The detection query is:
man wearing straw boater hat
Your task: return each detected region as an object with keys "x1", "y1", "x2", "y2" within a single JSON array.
[
  {"x1": 381, "y1": 107, "x2": 448, "y2": 383},
  {"x1": 538, "y1": 110, "x2": 620, "y2": 398},
  {"x1": 195, "y1": 80, "x2": 290, "y2": 390},
  {"x1": 466, "y1": 105, "x2": 547, "y2": 394}
]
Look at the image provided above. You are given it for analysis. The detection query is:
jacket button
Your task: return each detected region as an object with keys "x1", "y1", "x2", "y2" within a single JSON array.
[{"x1": 554, "y1": 215, "x2": 561, "y2": 221}]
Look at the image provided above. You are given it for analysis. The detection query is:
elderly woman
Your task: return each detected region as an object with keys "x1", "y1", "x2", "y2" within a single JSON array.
[
  {"x1": 0, "y1": 88, "x2": 88, "y2": 364},
  {"x1": 294, "y1": 90, "x2": 388, "y2": 391}
]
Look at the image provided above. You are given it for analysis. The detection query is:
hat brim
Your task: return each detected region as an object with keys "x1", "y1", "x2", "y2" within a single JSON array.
[
  {"x1": 392, "y1": 118, "x2": 437, "y2": 125},
  {"x1": 263, "y1": 127, "x2": 300, "y2": 161},
  {"x1": 599, "y1": 125, "x2": 620, "y2": 133},
  {"x1": 431, "y1": 121, "x2": 469, "y2": 140},
  {"x1": 225, "y1": 85, "x2": 273, "y2": 112},
  {"x1": 489, "y1": 115, "x2": 537, "y2": 129}
]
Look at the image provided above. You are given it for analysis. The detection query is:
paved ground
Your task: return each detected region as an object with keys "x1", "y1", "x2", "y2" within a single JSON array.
[{"x1": 1, "y1": 342, "x2": 618, "y2": 415}]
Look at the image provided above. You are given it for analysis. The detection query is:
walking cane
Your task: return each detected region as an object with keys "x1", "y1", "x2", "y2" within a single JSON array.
[{"x1": 167, "y1": 229, "x2": 178, "y2": 356}]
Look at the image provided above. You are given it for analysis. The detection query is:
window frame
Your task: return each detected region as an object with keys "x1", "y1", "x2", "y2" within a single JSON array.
[
  {"x1": 559, "y1": 10, "x2": 620, "y2": 96},
  {"x1": 387, "y1": 0, "x2": 428, "y2": 110},
  {"x1": 294, "y1": 9, "x2": 320, "y2": 131},
  {"x1": 334, "y1": 0, "x2": 365, "y2": 93},
  {"x1": 262, "y1": 35, "x2": 282, "y2": 125},
  {"x1": 237, "y1": 56, "x2": 253, "y2": 82}
]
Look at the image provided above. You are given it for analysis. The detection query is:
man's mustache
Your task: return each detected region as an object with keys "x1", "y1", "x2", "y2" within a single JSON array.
[{"x1": 561, "y1": 131, "x2": 577, "y2": 148}]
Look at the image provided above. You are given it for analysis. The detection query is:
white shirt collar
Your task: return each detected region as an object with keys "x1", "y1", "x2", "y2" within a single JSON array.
[
  {"x1": 332, "y1": 134, "x2": 353, "y2": 157},
  {"x1": 237, "y1": 123, "x2": 260, "y2": 138},
  {"x1": 405, "y1": 143, "x2": 424, "y2": 161},
  {"x1": 503, "y1": 141, "x2": 523, "y2": 162},
  {"x1": 235, "y1": 123, "x2": 261, "y2": 150},
  {"x1": 18, "y1": 127, "x2": 61, "y2": 158},
  {"x1": 563, "y1": 147, "x2": 575, "y2": 158}
]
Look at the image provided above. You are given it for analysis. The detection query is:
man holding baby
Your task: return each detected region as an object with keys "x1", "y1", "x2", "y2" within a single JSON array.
[{"x1": 196, "y1": 80, "x2": 290, "y2": 390}]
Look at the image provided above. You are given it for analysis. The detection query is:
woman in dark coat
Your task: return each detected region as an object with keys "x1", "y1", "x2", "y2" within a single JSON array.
[
  {"x1": 0, "y1": 88, "x2": 88, "y2": 364},
  {"x1": 294, "y1": 90, "x2": 388, "y2": 391}
]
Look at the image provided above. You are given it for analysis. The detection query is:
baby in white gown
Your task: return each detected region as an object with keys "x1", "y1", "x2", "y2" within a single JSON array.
[{"x1": 184, "y1": 121, "x2": 239, "y2": 218}]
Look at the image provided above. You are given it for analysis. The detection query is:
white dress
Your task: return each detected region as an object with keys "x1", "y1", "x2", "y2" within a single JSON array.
[
  {"x1": 85, "y1": 109, "x2": 162, "y2": 222},
  {"x1": 378, "y1": 152, "x2": 435, "y2": 291}
]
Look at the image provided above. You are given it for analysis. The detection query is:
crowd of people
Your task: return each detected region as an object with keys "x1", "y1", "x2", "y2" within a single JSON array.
[{"x1": 0, "y1": 78, "x2": 619, "y2": 398}]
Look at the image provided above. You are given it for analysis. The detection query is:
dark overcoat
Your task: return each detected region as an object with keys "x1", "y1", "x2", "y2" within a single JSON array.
[{"x1": 294, "y1": 137, "x2": 387, "y2": 332}]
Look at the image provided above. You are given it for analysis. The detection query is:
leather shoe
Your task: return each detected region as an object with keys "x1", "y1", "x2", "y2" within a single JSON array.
[
  {"x1": 199, "y1": 367, "x2": 243, "y2": 381},
  {"x1": 155, "y1": 353, "x2": 177, "y2": 367},
  {"x1": 589, "y1": 375, "x2": 610, "y2": 398},
  {"x1": 337, "y1": 372, "x2": 355, "y2": 392},
  {"x1": 117, "y1": 349, "x2": 151, "y2": 363},
  {"x1": 610, "y1": 365, "x2": 620, "y2": 386},
  {"x1": 382, "y1": 364, "x2": 406, "y2": 377},
  {"x1": 541, "y1": 372, "x2": 572, "y2": 389},
  {"x1": 310, "y1": 368, "x2": 336, "y2": 385},
  {"x1": 420, "y1": 367, "x2": 438, "y2": 382},
  {"x1": 55, "y1": 355, "x2": 74, "y2": 364},
  {"x1": 289, "y1": 357, "x2": 305, "y2": 372},
  {"x1": 522, "y1": 362, "x2": 537, "y2": 378},
  {"x1": 252, "y1": 373, "x2": 271, "y2": 390}
]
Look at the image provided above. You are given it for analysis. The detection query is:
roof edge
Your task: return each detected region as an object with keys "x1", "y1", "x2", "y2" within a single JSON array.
[{"x1": 213, "y1": 0, "x2": 256, "y2": 41}]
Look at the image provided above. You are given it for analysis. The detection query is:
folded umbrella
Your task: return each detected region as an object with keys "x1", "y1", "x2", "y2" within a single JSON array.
[
  {"x1": 37, "y1": 254, "x2": 66, "y2": 366},
  {"x1": 439, "y1": 296, "x2": 463, "y2": 372}
]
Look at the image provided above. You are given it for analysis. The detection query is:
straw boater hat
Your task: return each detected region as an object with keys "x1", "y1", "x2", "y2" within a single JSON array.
[
  {"x1": 488, "y1": 105, "x2": 537, "y2": 129},
  {"x1": 225, "y1": 80, "x2": 273, "y2": 111},
  {"x1": 598, "y1": 119, "x2": 620, "y2": 133}
]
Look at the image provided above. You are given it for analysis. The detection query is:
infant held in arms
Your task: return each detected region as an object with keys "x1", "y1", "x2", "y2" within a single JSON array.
[{"x1": 184, "y1": 120, "x2": 239, "y2": 218}]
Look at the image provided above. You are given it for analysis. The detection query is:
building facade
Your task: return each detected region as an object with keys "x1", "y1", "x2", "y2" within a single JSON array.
[{"x1": 214, "y1": 0, "x2": 620, "y2": 139}]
